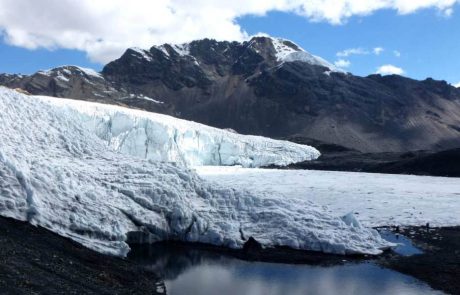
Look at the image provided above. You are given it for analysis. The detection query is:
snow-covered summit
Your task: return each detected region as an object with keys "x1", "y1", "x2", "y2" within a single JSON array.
[
  {"x1": 126, "y1": 35, "x2": 342, "y2": 72},
  {"x1": 0, "y1": 87, "x2": 393, "y2": 257},
  {"x1": 266, "y1": 36, "x2": 344, "y2": 72}
]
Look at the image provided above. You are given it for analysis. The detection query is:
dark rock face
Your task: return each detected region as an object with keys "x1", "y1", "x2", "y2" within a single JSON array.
[
  {"x1": 0, "y1": 66, "x2": 115, "y2": 100},
  {"x1": 281, "y1": 136, "x2": 460, "y2": 177},
  {"x1": 2, "y1": 36, "x2": 460, "y2": 152},
  {"x1": 370, "y1": 148, "x2": 460, "y2": 177},
  {"x1": 0, "y1": 65, "x2": 171, "y2": 114}
]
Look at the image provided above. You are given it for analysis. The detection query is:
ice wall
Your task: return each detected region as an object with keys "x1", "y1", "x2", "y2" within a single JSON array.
[{"x1": 36, "y1": 95, "x2": 319, "y2": 167}]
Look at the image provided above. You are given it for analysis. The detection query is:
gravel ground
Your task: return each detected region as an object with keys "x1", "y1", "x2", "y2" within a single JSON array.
[{"x1": 0, "y1": 217, "x2": 164, "y2": 295}]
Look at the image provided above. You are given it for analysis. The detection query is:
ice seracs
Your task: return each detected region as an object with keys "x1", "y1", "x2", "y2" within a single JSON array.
[
  {"x1": 0, "y1": 87, "x2": 393, "y2": 257},
  {"x1": 36, "y1": 95, "x2": 320, "y2": 167}
]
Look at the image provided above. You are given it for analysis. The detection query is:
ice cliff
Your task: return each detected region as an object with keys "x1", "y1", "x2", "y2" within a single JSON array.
[{"x1": 36, "y1": 95, "x2": 320, "y2": 167}]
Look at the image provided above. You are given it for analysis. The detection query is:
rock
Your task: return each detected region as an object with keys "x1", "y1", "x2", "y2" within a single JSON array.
[{"x1": 243, "y1": 237, "x2": 263, "y2": 254}]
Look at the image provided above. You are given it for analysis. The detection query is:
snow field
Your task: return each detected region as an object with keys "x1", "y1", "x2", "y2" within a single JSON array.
[{"x1": 196, "y1": 166, "x2": 460, "y2": 228}]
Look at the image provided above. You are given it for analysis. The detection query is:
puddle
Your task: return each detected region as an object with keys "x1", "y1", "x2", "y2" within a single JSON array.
[
  {"x1": 379, "y1": 230, "x2": 423, "y2": 256},
  {"x1": 128, "y1": 243, "x2": 441, "y2": 295}
]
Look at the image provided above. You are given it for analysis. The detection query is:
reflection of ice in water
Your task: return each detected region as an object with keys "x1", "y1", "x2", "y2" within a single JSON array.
[
  {"x1": 166, "y1": 262, "x2": 441, "y2": 295},
  {"x1": 129, "y1": 245, "x2": 442, "y2": 295}
]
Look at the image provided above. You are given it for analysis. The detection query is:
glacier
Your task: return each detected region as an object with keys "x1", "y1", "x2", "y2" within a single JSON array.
[
  {"x1": 35, "y1": 95, "x2": 320, "y2": 167},
  {"x1": 0, "y1": 87, "x2": 393, "y2": 257}
]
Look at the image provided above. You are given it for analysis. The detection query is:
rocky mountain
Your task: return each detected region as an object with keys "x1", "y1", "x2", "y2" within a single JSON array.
[
  {"x1": 2, "y1": 36, "x2": 460, "y2": 152},
  {"x1": 0, "y1": 66, "x2": 171, "y2": 114}
]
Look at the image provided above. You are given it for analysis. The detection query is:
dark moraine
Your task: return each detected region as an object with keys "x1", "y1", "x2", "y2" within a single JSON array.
[
  {"x1": 276, "y1": 137, "x2": 460, "y2": 177},
  {"x1": 0, "y1": 216, "x2": 164, "y2": 295}
]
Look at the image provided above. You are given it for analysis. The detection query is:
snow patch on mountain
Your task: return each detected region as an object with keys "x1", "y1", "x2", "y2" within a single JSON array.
[
  {"x1": 269, "y1": 37, "x2": 343, "y2": 72},
  {"x1": 138, "y1": 95, "x2": 164, "y2": 104},
  {"x1": 0, "y1": 87, "x2": 393, "y2": 257},
  {"x1": 38, "y1": 66, "x2": 103, "y2": 81},
  {"x1": 76, "y1": 67, "x2": 103, "y2": 78},
  {"x1": 172, "y1": 44, "x2": 190, "y2": 56},
  {"x1": 153, "y1": 43, "x2": 190, "y2": 57},
  {"x1": 130, "y1": 47, "x2": 153, "y2": 61},
  {"x1": 270, "y1": 37, "x2": 301, "y2": 60},
  {"x1": 35, "y1": 95, "x2": 319, "y2": 167}
]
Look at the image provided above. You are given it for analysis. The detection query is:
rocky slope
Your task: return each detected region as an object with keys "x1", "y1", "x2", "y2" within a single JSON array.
[
  {"x1": 281, "y1": 138, "x2": 460, "y2": 177},
  {"x1": 2, "y1": 36, "x2": 460, "y2": 152}
]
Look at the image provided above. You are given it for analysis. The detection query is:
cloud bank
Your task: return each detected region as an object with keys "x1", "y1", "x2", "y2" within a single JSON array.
[{"x1": 0, "y1": 0, "x2": 458, "y2": 63}]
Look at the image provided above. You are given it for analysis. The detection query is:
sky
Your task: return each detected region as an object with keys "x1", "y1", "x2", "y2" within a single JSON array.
[{"x1": 0, "y1": 0, "x2": 459, "y2": 86}]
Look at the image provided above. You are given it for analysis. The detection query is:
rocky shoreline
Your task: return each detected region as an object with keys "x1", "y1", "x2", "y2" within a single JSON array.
[{"x1": 377, "y1": 226, "x2": 460, "y2": 295}]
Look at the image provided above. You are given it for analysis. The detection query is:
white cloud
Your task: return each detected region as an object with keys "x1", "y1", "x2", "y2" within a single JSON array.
[
  {"x1": 290, "y1": 0, "x2": 459, "y2": 24},
  {"x1": 337, "y1": 48, "x2": 369, "y2": 57},
  {"x1": 442, "y1": 7, "x2": 454, "y2": 16},
  {"x1": 0, "y1": 0, "x2": 458, "y2": 63},
  {"x1": 334, "y1": 59, "x2": 351, "y2": 68},
  {"x1": 376, "y1": 64, "x2": 405, "y2": 75},
  {"x1": 454, "y1": 82, "x2": 460, "y2": 88},
  {"x1": 393, "y1": 50, "x2": 401, "y2": 57},
  {"x1": 373, "y1": 47, "x2": 384, "y2": 55}
]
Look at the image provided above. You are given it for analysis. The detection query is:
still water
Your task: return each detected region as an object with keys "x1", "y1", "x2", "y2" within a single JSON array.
[
  {"x1": 379, "y1": 230, "x2": 424, "y2": 256},
  {"x1": 128, "y1": 244, "x2": 442, "y2": 295}
]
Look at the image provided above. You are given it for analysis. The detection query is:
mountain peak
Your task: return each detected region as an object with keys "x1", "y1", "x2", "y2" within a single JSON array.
[
  {"x1": 123, "y1": 36, "x2": 341, "y2": 72},
  {"x1": 247, "y1": 35, "x2": 343, "y2": 72}
]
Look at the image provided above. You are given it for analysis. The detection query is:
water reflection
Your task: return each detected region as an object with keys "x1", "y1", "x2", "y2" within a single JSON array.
[
  {"x1": 128, "y1": 244, "x2": 442, "y2": 295},
  {"x1": 379, "y1": 231, "x2": 423, "y2": 256}
]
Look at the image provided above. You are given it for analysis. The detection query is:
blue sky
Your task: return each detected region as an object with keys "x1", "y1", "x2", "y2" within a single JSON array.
[
  {"x1": 0, "y1": 2, "x2": 459, "y2": 85},
  {"x1": 0, "y1": 45, "x2": 102, "y2": 75}
]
